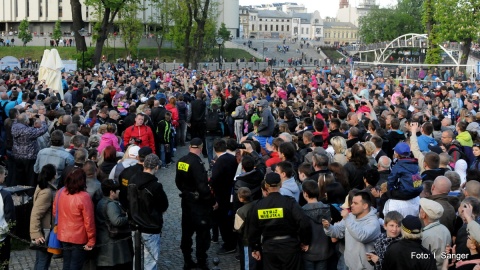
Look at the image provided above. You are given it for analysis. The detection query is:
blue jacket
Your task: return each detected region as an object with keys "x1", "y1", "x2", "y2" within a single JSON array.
[
  {"x1": 388, "y1": 158, "x2": 423, "y2": 197},
  {"x1": 417, "y1": 135, "x2": 437, "y2": 152}
]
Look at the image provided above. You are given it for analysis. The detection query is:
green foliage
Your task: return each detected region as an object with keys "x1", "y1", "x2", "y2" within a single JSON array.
[
  {"x1": 52, "y1": 20, "x2": 62, "y2": 41},
  {"x1": 148, "y1": 0, "x2": 174, "y2": 57},
  {"x1": 72, "y1": 48, "x2": 95, "y2": 69},
  {"x1": 434, "y1": 0, "x2": 480, "y2": 42},
  {"x1": 359, "y1": 0, "x2": 424, "y2": 44},
  {"x1": 218, "y1": 23, "x2": 230, "y2": 41},
  {"x1": 118, "y1": 2, "x2": 144, "y2": 56},
  {"x1": 18, "y1": 19, "x2": 33, "y2": 46}
]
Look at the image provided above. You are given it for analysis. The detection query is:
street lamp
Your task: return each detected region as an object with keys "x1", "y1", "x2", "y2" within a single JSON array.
[
  {"x1": 113, "y1": 32, "x2": 117, "y2": 62},
  {"x1": 215, "y1": 37, "x2": 223, "y2": 70},
  {"x1": 78, "y1": 28, "x2": 88, "y2": 71}
]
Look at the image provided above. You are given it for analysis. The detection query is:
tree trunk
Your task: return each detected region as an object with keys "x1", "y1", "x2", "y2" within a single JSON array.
[
  {"x1": 460, "y1": 38, "x2": 472, "y2": 71},
  {"x1": 191, "y1": 0, "x2": 210, "y2": 70},
  {"x1": 70, "y1": 0, "x2": 87, "y2": 51},
  {"x1": 182, "y1": 1, "x2": 193, "y2": 68},
  {"x1": 93, "y1": 8, "x2": 111, "y2": 66}
]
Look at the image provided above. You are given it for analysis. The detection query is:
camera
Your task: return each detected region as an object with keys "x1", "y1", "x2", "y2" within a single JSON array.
[
  {"x1": 236, "y1": 144, "x2": 246, "y2": 150},
  {"x1": 132, "y1": 137, "x2": 142, "y2": 144}
]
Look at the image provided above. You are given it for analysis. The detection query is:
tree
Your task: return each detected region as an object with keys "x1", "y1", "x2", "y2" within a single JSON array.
[
  {"x1": 118, "y1": 2, "x2": 144, "y2": 57},
  {"x1": 358, "y1": 0, "x2": 424, "y2": 44},
  {"x1": 218, "y1": 22, "x2": 230, "y2": 41},
  {"x1": 18, "y1": 19, "x2": 33, "y2": 46},
  {"x1": 423, "y1": 0, "x2": 441, "y2": 64},
  {"x1": 148, "y1": 0, "x2": 174, "y2": 57},
  {"x1": 434, "y1": 0, "x2": 480, "y2": 69},
  {"x1": 70, "y1": 0, "x2": 87, "y2": 52},
  {"x1": 53, "y1": 20, "x2": 62, "y2": 41},
  {"x1": 169, "y1": 0, "x2": 218, "y2": 68}
]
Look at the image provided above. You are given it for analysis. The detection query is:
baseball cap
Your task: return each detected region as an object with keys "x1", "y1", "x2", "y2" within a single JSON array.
[
  {"x1": 428, "y1": 144, "x2": 443, "y2": 154},
  {"x1": 190, "y1": 138, "x2": 203, "y2": 148},
  {"x1": 393, "y1": 142, "x2": 410, "y2": 156},
  {"x1": 138, "y1": 147, "x2": 153, "y2": 158},
  {"x1": 128, "y1": 145, "x2": 140, "y2": 158},
  {"x1": 401, "y1": 215, "x2": 422, "y2": 234},
  {"x1": 265, "y1": 172, "x2": 281, "y2": 187},
  {"x1": 143, "y1": 154, "x2": 161, "y2": 169}
]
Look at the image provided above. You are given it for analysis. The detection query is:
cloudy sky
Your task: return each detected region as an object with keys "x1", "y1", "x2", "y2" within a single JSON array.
[{"x1": 238, "y1": 0, "x2": 398, "y2": 18}]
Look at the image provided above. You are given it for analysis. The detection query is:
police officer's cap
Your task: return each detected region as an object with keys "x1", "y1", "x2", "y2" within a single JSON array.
[
  {"x1": 190, "y1": 138, "x2": 203, "y2": 148},
  {"x1": 265, "y1": 172, "x2": 281, "y2": 187}
]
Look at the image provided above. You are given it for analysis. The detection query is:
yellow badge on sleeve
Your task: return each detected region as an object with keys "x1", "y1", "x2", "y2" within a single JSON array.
[
  {"x1": 258, "y1": 208, "x2": 284, "y2": 219},
  {"x1": 178, "y1": 162, "x2": 190, "y2": 172}
]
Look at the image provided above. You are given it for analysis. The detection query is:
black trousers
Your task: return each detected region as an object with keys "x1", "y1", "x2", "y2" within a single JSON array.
[
  {"x1": 0, "y1": 236, "x2": 10, "y2": 270},
  {"x1": 15, "y1": 158, "x2": 36, "y2": 187},
  {"x1": 180, "y1": 201, "x2": 212, "y2": 265},
  {"x1": 190, "y1": 122, "x2": 207, "y2": 155},
  {"x1": 262, "y1": 251, "x2": 302, "y2": 270},
  {"x1": 214, "y1": 208, "x2": 236, "y2": 250}
]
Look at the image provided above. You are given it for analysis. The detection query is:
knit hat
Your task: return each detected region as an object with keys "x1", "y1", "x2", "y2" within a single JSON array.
[
  {"x1": 419, "y1": 198, "x2": 444, "y2": 220},
  {"x1": 138, "y1": 147, "x2": 153, "y2": 158},
  {"x1": 401, "y1": 215, "x2": 422, "y2": 234},
  {"x1": 143, "y1": 154, "x2": 161, "y2": 169}
]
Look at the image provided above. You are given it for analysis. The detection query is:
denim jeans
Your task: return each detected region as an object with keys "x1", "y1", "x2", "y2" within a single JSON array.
[
  {"x1": 234, "y1": 119, "x2": 244, "y2": 143},
  {"x1": 206, "y1": 136, "x2": 221, "y2": 166},
  {"x1": 159, "y1": 144, "x2": 171, "y2": 167},
  {"x1": 304, "y1": 259, "x2": 328, "y2": 270},
  {"x1": 34, "y1": 249, "x2": 52, "y2": 270},
  {"x1": 61, "y1": 242, "x2": 87, "y2": 270},
  {"x1": 177, "y1": 120, "x2": 187, "y2": 145},
  {"x1": 141, "y1": 233, "x2": 160, "y2": 270}
]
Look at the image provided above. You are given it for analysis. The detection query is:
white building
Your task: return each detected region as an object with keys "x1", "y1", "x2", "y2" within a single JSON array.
[
  {"x1": 0, "y1": 0, "x2": 239, "y2": 38},
  {"x1": 336, "y1": 0, "x2": 377, "y2": 27}
]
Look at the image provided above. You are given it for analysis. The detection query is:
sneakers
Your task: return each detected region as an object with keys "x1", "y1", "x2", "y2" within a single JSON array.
[{"x1": 216, "y1": 247, "x2": 236, "y2": 255}]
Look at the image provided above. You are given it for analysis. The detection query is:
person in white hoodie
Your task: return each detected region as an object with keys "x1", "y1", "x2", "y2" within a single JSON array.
[
  {"x1": 323, "y1": 191, "x2": 381, "y2": 270},
  {"x1": 108, "y1": 145, "x2": 140, "y2": 182}
]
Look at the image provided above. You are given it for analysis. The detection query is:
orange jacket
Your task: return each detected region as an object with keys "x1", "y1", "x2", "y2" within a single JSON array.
[{"x1": 53, "y1": 189, "x2": 96, "y2": 246}]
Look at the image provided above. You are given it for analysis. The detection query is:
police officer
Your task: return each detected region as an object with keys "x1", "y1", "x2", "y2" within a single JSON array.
[
  {"x1": 248, "y1": 172, "x2": 312, "y2": 270},
  {"x1": 175, "y1": 137, "x2": 214, "y2": 270}
]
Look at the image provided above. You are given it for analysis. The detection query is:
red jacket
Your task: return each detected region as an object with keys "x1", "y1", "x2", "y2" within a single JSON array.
[
  {"x1": 266, "y1": 152, "x2": 282, "y2": 167},
  {"x1": 123, "y1": 124, "x2": 156, "y2": 153},
  {"x1": 165, "y1": 103, "x2": 179, "y2": 127},
  {"x1": 54, "y1": 189, "x2": 96, "y2": 246}
]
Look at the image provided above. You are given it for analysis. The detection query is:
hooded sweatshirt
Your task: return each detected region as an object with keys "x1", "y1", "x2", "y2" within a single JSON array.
[
  {"x1": 457, "y1": 131, "x2": 473, "y2": 147},
  {"x1": 388, "y1": 158, "x2": 423, "y2": 199},
  {"x1": 417, "y1": 134, "x2": 438, "y2": 152},
  {"x1": 302, "y1": 202, "x2": 335, "y2": 262},
  {"x1": 97, "y1": 132, "x2": 122, "y2": 153},
  {"x1": 325, "y1": 208, "x2": 381, "y2": 270}
]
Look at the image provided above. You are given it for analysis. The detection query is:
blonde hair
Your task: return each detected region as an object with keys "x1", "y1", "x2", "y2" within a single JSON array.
[
  {"x1": 331, "y1": 136, "x2": 347, "y2": 154},
  {"x1": 345, "y1": 148, "x2": 352, "y2": 161},
  {"x1": 363, "y1": 141, "x2": 376, "y2": 156}
]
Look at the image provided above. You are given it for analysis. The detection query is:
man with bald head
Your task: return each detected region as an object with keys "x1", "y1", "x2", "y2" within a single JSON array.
[
  {"x1": 464, "y1": 181, "x2": 480, "y2": 200},
  {"x1": 347, "y1": 113, "x2": 366, "y2": 139},
  {"x1": 427, "y1": 176, "x2": 455, "y2": 234}
]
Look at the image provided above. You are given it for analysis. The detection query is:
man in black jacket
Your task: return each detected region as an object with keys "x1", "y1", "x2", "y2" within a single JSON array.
[
  {"x1": 248, "y1": 173, "x2": 312, "y2": 270},
  {"x1": 176, "y1": 138, "x2": 215, "y2": 270},
  {"x1": 210, "y1": 139, "x2": 238, "y2": 255},
  {"x1": 118, "y1": 147, "x2": 152, "y2": 209},
  {"x1": 129, "y1": 154, "x2": 169, "y2": 270},
  {"x1": 188, "y1": 92, "x2": 207, "y2": 156}
]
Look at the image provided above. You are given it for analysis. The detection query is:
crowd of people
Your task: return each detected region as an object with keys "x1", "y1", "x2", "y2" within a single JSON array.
[{"x1": 1, "y1": 61, "x2": 480, "y2": 270}]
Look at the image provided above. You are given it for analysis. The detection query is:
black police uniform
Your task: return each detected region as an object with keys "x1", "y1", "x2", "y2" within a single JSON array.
[
  {"x1": 175, "y1": 152, "x2": 214, "y2": 268},
  {"x1": 248, "y1": 192, "x2": 312, "y2": 270}
]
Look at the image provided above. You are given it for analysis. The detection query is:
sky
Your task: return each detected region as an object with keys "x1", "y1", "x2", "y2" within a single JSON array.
[{"x1": 238, "y1": 0, "x2": 398, "y2": 19}]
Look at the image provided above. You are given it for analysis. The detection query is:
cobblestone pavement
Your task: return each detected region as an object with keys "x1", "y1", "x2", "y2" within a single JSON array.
[{"x1": 9, "y1": 145, "x2": 240, "y2": 270}]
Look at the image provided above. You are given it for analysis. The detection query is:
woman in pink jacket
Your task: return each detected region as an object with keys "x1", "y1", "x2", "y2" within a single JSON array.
[{"x1": 97, "y1": 123, "x2": 122, "y2": 154}]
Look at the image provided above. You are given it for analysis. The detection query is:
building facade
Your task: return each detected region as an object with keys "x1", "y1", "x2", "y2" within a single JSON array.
[
  {"x1": 336, "y1": 0, "x2": 377, "y2": 27},
  {"x1": 323, "y1": 19, "x2": 358, "y2": 45}
]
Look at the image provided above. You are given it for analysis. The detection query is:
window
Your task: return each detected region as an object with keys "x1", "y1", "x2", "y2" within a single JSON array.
[
  {"x1": 282, "y1": 19, "x2": 284, "y2": 22},
  {"x1": 252, "y1": 24, "x2": 255, "y2": 31},
  {"x1": 259, "y1": 24, "x2": 262, "y2": 31},
  {"x1": 260, "y1": 19, "x2": 262, "y2": 21},
  {"x1": 59, "y1": 6, "x2": 63, "y2": 17},
  {"x1": 26, "y1": 0, "x2": 29, "y2": 16},
  {"x1": 315, "y1": 19, "x2": 319, "y2": 23},
  {"x1": 287, "y1": 25, "x2": 290, "y2": 31},
  {"x1": 334, "y1": 32, "x2": 336, "y2": 38},
  {"x1": 276, "y1": 19, "x2": 279, "y2": 22},
  {"x1": 265, "y1": 25, "x2": 268, "y2": 31},
  {"x1": 301, "y1": 28, "x2": 304, "y2": 34},
  {"x1": 270, "y1": 25, "x2": 273, "y2": 31},
  {"x1": 281, "y1": 25, "x2": 284, "y2": 31},
  {"x1": 276, "y1": 25, "x2": 278, "y2": 31},
  {"x1": 287, "y1": 20, "x2": 290, "y2": 22},
  {"x1": 306, "y1": 28, "x2": 309, "y2": 35}
]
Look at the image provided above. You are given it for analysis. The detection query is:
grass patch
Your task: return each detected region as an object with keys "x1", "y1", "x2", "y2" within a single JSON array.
[
  {"x1": 321, "y1": 48, "x2": 346, "y2": 62},
  {"x1": 0, "y1": 46, "x2": 257, "y2": 63}
]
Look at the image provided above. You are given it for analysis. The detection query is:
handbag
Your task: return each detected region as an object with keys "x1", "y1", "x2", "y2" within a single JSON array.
[
  {"x1": 47, "y1": 188, "x2": 63, "y2": 255},
  {"x1": 103, "y1": 200, "x2": 131, "y2": 239}
]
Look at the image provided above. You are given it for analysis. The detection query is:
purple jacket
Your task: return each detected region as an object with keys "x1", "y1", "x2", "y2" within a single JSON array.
[{"x1": 11, "y1": 120, "x2": 48, "y2": 160}]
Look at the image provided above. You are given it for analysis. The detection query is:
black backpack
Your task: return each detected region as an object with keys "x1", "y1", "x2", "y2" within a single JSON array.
[
  {"x1": 0, "y1": 101, "x2": 9, "y2": 122},
  {"x1": 448, "y1": 145, "x2": 470, "y2": 165},
  {"x1": 127, "y1": 183, "x2": 162, "y2": 234},
  {"x1": 206, "y1": 109, "x2": 220, "y2": 132}
]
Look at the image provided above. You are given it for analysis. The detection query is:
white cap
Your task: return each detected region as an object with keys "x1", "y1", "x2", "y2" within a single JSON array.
[{"x1": 128, "y1": 145, "x2": 140, "y2": 158}]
